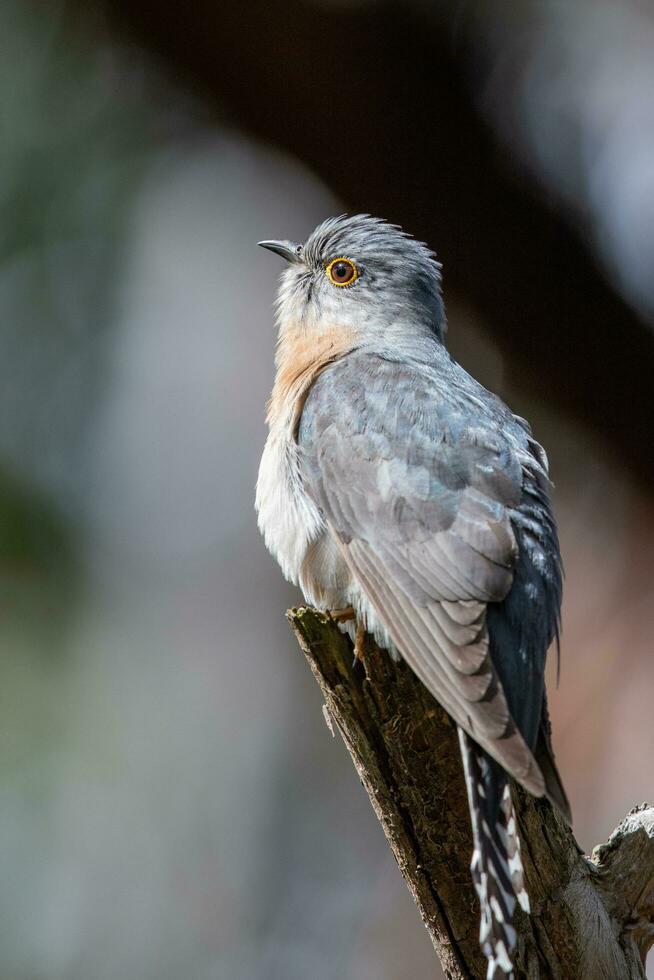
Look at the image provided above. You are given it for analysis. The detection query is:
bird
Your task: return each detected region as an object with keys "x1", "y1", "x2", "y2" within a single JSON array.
[{"x1": 255, "y1": 214, "x2": 570, "y2": 980}]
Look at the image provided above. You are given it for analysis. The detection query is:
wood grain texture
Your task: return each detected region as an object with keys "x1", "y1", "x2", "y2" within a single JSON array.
[{"x1": 289, "y1": 606, "x2": 654, "y2": 979}]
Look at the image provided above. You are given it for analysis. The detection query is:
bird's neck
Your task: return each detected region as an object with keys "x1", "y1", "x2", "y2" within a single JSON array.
[{"x1": 267, "y1": 319, "x2": 358, "y2": 431}]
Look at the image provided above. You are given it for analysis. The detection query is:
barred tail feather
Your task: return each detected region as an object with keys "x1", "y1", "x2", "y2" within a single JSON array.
[
  {"x1": 458, "y1": 728, "x2": 529, "y2": 980},
  {"x1": 501, "y1": 781, "x2": 529, "y2": 915}
]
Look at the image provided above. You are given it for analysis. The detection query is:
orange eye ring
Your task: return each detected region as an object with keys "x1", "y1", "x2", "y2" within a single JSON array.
[{"x1": 326, "y1": 257, "x2": 358, "y2": 287}]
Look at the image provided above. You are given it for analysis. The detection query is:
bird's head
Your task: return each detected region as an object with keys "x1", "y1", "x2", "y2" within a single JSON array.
[{"x1": 258, "y1": 215, "x2": 446, "y2": 349}]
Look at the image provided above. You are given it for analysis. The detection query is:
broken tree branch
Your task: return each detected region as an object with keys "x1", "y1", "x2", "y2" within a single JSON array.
[{"x1": 289, "y1": 606, "x2": 654, "y2": 980}]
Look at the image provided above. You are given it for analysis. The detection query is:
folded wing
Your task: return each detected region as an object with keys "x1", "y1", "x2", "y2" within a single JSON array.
[{"x1": 298, "y1": 351, "x2": 548, "y2": 796}]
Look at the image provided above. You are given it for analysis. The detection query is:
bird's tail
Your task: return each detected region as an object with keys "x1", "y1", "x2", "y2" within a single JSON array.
[{"x1": 458, "y1": 728, "x2": 529, "y2": 980}]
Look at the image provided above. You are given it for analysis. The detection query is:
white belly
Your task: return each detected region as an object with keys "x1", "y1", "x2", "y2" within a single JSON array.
[
  {"x1": 256, "y1": 425, "x2": 399, "y2": 659},
  {"x1": 255, "y1": 428, "x2": 323, "y2": 586},
  {"x1": 255, "y1": 428, "x2": 352, "y2": 607}
]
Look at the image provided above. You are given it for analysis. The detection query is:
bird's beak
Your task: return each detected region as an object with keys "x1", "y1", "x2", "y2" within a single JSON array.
[{"x1": 257, "y1": 239, "x2": 303, "y2": 263}]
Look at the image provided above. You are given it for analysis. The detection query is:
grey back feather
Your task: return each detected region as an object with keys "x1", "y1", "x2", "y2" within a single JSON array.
[{"x1": 298, "y1": 347, "x2": 561, "y2": 793}]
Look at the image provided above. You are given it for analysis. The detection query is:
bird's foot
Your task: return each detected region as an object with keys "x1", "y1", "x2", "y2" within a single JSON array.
[
  {"x1": 330, "y1": 605, "x2": 356, "y2": 624},
  {"x1": 329, "y1": 606, "x2": 365, "y2": 667},
  {"x1": 352, "y1": 620, "x2": 366, "y2": 668}
]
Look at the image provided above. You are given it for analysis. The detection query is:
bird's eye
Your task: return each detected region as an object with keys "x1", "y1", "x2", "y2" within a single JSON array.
[{"x1": 326, "y1": 257, "x2": 358, "y2": 287}]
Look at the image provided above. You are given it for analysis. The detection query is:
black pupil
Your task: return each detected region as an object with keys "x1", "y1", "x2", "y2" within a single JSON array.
[{"x1": 334, "y1": 262, "x2": 351, "y2": 281}]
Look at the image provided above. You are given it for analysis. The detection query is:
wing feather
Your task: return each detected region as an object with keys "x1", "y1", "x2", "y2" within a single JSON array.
[{"x1": 299, "y1": 351, "x2": 549, "y2": 795}]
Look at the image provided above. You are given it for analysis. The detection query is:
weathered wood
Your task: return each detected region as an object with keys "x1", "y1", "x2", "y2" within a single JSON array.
[{"x1": 289, "y1": 606, "x2": 654, "y2": 979}]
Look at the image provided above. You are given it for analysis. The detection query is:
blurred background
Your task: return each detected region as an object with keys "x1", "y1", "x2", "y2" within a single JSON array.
[{"x1": 1, "y1": 1, "x2": 653, "y2": 977}]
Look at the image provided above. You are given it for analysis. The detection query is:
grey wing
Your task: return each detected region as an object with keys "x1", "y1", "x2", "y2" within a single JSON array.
[{"x1": 298, "y1": 351, "x2": 547, "y2": 796}]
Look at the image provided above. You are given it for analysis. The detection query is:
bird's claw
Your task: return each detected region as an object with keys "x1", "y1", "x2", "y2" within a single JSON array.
[{"x1": 330, "y1": 605, "x2": 356, "y2": 624}]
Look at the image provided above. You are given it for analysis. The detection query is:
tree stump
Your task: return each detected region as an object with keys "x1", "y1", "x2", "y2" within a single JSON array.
[{"x1": 289, "y1": 606, "x2": 654, "y2": 979}]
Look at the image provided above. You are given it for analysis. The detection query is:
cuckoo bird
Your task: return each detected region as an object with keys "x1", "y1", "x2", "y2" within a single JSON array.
[{"x1": 256, "y1": 214, "x2": 570, "y2": 980}]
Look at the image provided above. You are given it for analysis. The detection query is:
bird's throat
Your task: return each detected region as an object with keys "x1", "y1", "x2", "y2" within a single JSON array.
[{"x1": 267, "y1": 321, "x2": 359, "y2": 433}]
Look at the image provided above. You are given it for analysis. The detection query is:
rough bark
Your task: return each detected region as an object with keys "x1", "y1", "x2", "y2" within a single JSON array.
[{"x1": 289, "y1": 606, "x2": 654, "y2": 980}]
